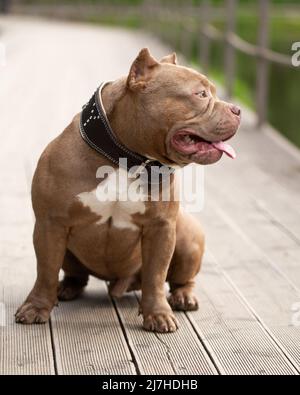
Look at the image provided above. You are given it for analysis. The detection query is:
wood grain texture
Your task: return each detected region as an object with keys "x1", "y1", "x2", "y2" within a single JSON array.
[
  {"x1": 0, "y1": 21, "x2": 57, "y2": 372},
  {"x1": 206, "y1": 179, "x2": 300, "y2": 289},
  {"x1": 0, "y1": 265, "x2": 55, "y2": 375},
  {"x1": 187, "y1": 258, "x2": 298, "y2": 375},
  {"x1": 0, "y1": 183, "x2": 55, "y2": 374},
  {"x1": 113, "y1": 290, "x2": 218, "y2": 375},
  {"x1": 51, "y1": 279, "x2": 136, "y2": 375},
  {"x1": 197, "y1": 203, "x2": 300, "y2": 371}
]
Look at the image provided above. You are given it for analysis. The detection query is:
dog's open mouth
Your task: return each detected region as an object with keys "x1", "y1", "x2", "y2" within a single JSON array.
[{"x1": 171, "y1": 129, "x2": 236, "y2": 159}]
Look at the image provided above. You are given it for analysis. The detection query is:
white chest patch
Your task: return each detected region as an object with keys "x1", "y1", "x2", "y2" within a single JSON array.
[{"x1": 77, "y1": 169, "x2": 146, "y2": 231}]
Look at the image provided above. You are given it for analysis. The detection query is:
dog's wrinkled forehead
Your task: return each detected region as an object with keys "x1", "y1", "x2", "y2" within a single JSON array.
[
  {"x1": 127, "y1": 47, "x2": 216, "y2": 97},
  {"x1": 149, "y1": 64, "x2": 216, "y2": 98}
]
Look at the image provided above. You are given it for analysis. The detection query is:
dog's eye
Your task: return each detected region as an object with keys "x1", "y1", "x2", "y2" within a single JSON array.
[{"x1": 195, "y1": 90, "x2": 208, "y2": 98}]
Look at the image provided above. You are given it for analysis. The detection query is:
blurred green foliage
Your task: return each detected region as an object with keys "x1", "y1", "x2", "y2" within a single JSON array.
[
  {"x1": 20, "y1": 0, "x2": 300, "y2": 147},
  {"x1": 22, "y1": 0, "x2": 143, "y2": 4},
  {"x1": 22, "y1": 0, "x2": 300, "y2": 3}
]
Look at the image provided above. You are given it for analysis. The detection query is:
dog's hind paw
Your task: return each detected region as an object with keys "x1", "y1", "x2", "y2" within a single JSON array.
[
  {"x1": 168, "y1": 289, "x2": 199, "y2": 311},
  {"x1": 15, "y1": 302, "x2": 50, "y2": 324},
  {"x1": 57, "y1": 278, "x2": 85, "y2": 301}
]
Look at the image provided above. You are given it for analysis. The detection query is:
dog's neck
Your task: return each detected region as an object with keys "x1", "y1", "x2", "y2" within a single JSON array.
[{"x1": 101, "y1": 79, "x2": 170, "y2": 165}]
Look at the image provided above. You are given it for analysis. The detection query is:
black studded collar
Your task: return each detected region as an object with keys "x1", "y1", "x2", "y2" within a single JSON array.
[{"x1": 79, "y1": 82, "x2": 175, "y2": 184}]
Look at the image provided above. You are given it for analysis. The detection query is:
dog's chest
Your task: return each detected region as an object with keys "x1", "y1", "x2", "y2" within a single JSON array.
[{"x1": 77, "y1": 169, "x2": 147, "y2": 231}]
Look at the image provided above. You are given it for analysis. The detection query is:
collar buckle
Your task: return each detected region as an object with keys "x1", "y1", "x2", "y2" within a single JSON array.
[{"x1": 130, "y1": 159, "x2": 153, "y2": 178}]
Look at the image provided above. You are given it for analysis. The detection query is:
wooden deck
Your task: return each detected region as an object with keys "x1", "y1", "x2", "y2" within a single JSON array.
[{"x1": 1, "y1": 16, "x2": 300, "y2": 375}]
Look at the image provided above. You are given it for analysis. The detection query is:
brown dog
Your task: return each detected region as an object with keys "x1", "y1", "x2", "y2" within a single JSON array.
[{"x1": 15, "y1": 49, "x2": 240, "y2": 333}]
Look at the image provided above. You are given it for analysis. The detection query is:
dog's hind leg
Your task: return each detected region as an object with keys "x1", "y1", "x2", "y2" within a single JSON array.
[
  {"x1": 108, "y1": 271, "x2": 142, "y2": 298},
  {"x1": 57, "y1": 250, "x2": 89, "y2": 301},
  {"x1": 167, "y1": 209, "x2": 204, "y2": 311}
]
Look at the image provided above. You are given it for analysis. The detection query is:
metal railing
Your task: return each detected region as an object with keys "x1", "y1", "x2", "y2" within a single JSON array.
[
  {"x1": 145, "y1": 0, "x2": 293, "y2": 127},
  {"x1": 0, "y1": 0, "x2": 11, "y2": 14},
  {"x1": 8, "y1": 0, "x2": 295, "y2": 127}
]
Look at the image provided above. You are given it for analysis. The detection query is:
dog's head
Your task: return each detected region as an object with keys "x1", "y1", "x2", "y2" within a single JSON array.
[{"x1": 126, "y1": 48, "x2": 241, "y2": 166}]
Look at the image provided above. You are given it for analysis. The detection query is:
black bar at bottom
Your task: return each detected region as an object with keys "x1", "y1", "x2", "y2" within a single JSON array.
[{"x1": 1, "y1": 376, "x2": 208, "y2": 392}]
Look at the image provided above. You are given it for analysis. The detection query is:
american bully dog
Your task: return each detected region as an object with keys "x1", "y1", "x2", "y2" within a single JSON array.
[{"x1": 15, "y1": 49, "x2": 240, "y2": 332}]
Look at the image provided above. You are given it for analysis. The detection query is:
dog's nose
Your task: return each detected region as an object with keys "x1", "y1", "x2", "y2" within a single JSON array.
[{"x1": 230, "y1": 105, "x2": 241, "y2": 117}]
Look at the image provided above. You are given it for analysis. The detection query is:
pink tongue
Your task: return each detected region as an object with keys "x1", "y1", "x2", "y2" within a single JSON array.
[{"x1": 212, "y1": 141, "x2": 236, "y2": 159}]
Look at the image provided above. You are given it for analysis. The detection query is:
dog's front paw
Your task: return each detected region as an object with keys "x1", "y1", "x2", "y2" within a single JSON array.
[
  {"x1": 143, "y1": 312, "x2": 179, "y2": 333},
  {"x1": 15, "y1": 302, "x2": 50, "y2": 324},
  {"x1": 168, "y1": 289, "x2": 199, "y2": 311}
]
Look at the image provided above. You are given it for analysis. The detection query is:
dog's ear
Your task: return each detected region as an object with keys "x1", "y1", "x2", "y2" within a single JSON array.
[
  {"x1": 160, "y1": 52, "x2": 177, "y2": 65},
  {"x1": 127, "y1": 48, "x2": 159, "y2": 90}
]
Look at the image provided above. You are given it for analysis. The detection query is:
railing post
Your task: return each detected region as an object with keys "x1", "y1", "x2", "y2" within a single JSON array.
[
  {"x1": 141, "y1": 0, "x2": 149, "y2": 35},
  {"x1": 224, "y1": 0, "x2": 237, "y2": 99},
  {"x1": 179, "y1": 0, "x2": 193, "y2": 59},
  {"x1": 198, "y1": 0, "x2": 211, "y2": 73},
  {"x1": 0, "y1": 0, "x2": 11, "y2": 14},
  {"x1": 256, "y1": 0, "x2": 270, "y2": 128}
]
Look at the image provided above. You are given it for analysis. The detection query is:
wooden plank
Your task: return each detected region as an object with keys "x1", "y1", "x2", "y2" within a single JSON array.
[
  {"x1": 0, "y1": 41, "x2": 56, "y2": 374},
  {"x1": 0, "y1": 208, "x2": 55, "y2": 375},
  {"x1": 51, "y1": 278, "x2": 136, "y2": 375},
  {"x1": 231, "y1": 118, "x2": 300, "y2": 199},
  {"x1": 204, "y1": 164, "x2": 300, "y2": 290},
  {"x1": 113, "y1": 290, "x2": 218, "y2": 375},
  {"x1": 0, "y1": 257, "x2": 56, "y2": 375},
  {"x1": 224, "y1": 0, "x2": 237, "y2": 99},
  {"x1": 0, "y1": 18, "x2": 57, "y2": 375},
  {"x1": 196, "y1": 201, "x2": 300, "y2": 371},
  {"x1": 202, "y1": 116, "x2": 300, "y2": 280},
  {"x1": 198, "y1": 0, "x2": 211, "y2": 73},
  {"x1": 256, "y1": 0, "x2": 270, "y2": 127},
  {"x1": 187, "y1": 257, "x2": 297, "y2": 375},
  {"x1": 205, "y1": 157, "x2": 300, "y2": 239}
]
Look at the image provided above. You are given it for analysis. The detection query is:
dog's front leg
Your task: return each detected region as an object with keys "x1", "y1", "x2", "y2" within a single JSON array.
[
  {"x1": 15, "y1": 220, "x2": 67, "y2": 324},
  {"x1": 141, "y1": 219, "x2": 179, "y2": 333}
]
